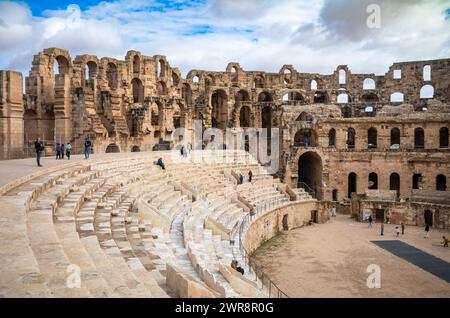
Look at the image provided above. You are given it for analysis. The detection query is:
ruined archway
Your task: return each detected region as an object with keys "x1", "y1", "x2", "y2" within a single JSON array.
[
  {"x1": 131, "y1": 145, "x2": 140, "y2": 152},
  {"x1": 239, "y1": 106, "x2": 251, "y2": 128},
  {"x1": 424, "y1": 210, "x2": 433, "y2": 227},
  {"x1": 298, "y1": 151, "x2": 323, "y2": 199},
  {"x1": 131, "y1": 78, "x2": 143, "y2": 103},
  {"x1": 211, "y1": 90, "x2": 228, "y2": 130},
  {"x1": 105, "y1": 143, "x2": 120, "y2": 153}
]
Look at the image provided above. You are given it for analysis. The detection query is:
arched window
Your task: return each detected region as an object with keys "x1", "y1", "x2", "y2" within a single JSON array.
[
  {"x1": 157, "y1": 81, "x2": 167, "y2": 95},
  {"x1": 390, "y1": 128, "x2": 400, "y2": 148},
  {"x1": 239, "y1": 106, "x2": 251, "y2": 128},
  {"x1": 390, "y1": 92, "x2": 404, "y2": 103},
  {"x1": 133, "y1": 55, "x2": 140, "y2": 74},
  {"x1": 414, "y1": 128, "x2": 424, "y2": 149},
  {"x1": 86, "y1": 61, "x2": 97, "y2": 81},
  {"x1": 131, "y1": 78, "x2": 143, "y2": 103},
  {"x1": 412, "y1": 173, "x2": 422, "y2": 190},
  {"x1": 436, "y1": 174, "x2": 447, "y2": 191},
  {"x1": 348, "y1": 173, "x2": 357, "y2": 198},
  {"x1": 158, "y1": 60, "x2": 165, "y2": 78},
  {"x1": 363, "y1": 78, "x2": 376, "y2": 90},
  {"x1": 106, "y1": 62, "x2": 118, "y2": 89},
  {"x1": 346, "y1": 128, "x2": 355, "y2": 149},
  {"x1": 328, "y1": 128, "x2": 336, "y2": 147},
  {"x1": 342, "y1": 106, "x2": 352, "y2": 118},
  {"x1": 420, "y1": 85, "x2": 434, "y2": 99},
  {"x1": 390, "y1": 173, "x2": 401, "y2": 196},
  {"x1": 311, "y1": 80, "x2": 317, "y2": 90},
  {"x1": 368, "y1": 127, "x2": 377, "y2": 149},
  {"x1": 332, "y1": 189, "x2": 338, "y2": 201},
  {"x1": 192, "y1": 75, "x2": 200, "y2": 83},
  {"x1": 439, "y1": 127, "x2": 449, "y2": 148},
  {"x1": 368, "y1": 172, "x2": 378, "y2": 190},
  {"x1": 423, "y1": 65, "x2": 431, "y2": 81},
  {"x1": 339, "y1": 69, "x2": 346, "y2": 84}
]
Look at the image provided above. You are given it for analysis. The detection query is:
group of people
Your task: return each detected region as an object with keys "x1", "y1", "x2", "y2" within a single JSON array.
[
  {"x1": 34, "y1": 137, "x2": 93, "y2": 167},
  {"x1": 230, "y1": 260, "x2": 244, "y2": 275},
  {"x1": 55, "y1": 143, "x2": 72, "y2": 160},
  {"x1": 239, "y1": 170, "x2": 253, "y2": 184}
]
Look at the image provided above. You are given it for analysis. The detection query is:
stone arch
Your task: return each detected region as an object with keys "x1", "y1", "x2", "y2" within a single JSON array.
[
  {"x1": 294, "y1": 129, "x2": 317, "y2": 147},
  {"x1": 390, "y1": 173, "x2": 401, "y2": 195},
  {"x1": 368, "y1": 172, "x2": 378, "y2": 189},
  {"x1": 338, "y1": 69, "x2": 346, "y2": 84},
  {"x1": 157, "y1": 81, "x2": 167, "y2": 95},
  {"x1": 253, "y1": 75, "x2": 265, "y2": 89},
  {"x1": 151, "y1": 102, "x2": 163, "y2": 126},
  {"x1": 106, "y1": 62, "x2": 118, "y2": 89},
  {"x1": 439, "y1": 127, "x2": 449, "y2": 148},
  {"x1": 131, "y1": 145, "x2": 140, "y2": 152},
  {"x1": 239, "y1": 105, "x2": 251, "y2": 128},
  {"x1": 328, "y1": 128, "x2": 336, "y2": 147},
  {"x1": 361, "y1": 92, "x2": 379, "y2": 103},
  {"x1": 420, "y1": 85, "x2": 434, "y2": 99},
  {"x1": 346, "y1": 127, "x2": 356, "y2": 148},
  {"x1": 157, "y1": 59, "x2": 165, "y2": 78},
  {"x1": 414, "y1": 127, "x2": 424, "y2": 149},
  {"x1": 424, "y1": 210, "x2": 433, "y2": 227},
  {"x1": 133, "y1": 55, "x2": 140, "y2": 74},
  {"x1": 172, "y1": 72, "x2": 180, "y2": 87},
  {"x1": 436, "y1": 174, "x2": 447, "y2": 191},
  {"x1": 348, "y1": 172, "x2": 357, "y2": 198},
  {"x1": 236, "y1": 89, "x2": 250, "y2": 103},
  {"x1": 205, "y1": 74, "x2": 215, "y2": 86},
  {"x1": 391, "y1": 127, "x2": 400, "y2": 146},
  {"x1": 173, "y1": 103, "x2": 185, "y2": 129},
  {"x1": 258, "y1": 91, "x2": 273, "y2": 102},
  {"x1": 54, "y1": 55, "x2": 70, "y2": 76},
  {"x1": 298, "y1": 151, "x2": 323, "y2": 199},
  {"x1": 423, "y1": 65, "x2": 431, "y2": 81},
  {"x1": 337, "y1": 93, "x2": 349, "y2": 104},
  {"x1": 368, "y1": 127, "x2": 377, "y2": 149},
  {"x1": 310, "y1": 80, "x2": 318, "y2": 90},
  {"x1": 295, "y1": 112, "x2": 313, "y2": 122},
  {"x1": 211, "y1": 89, "x2": 228, "y2": 129},
  {"x1": 182, "y1": 83, "x2": 192, "y2": 106},
  {"x1": 105, "y1": 143, "x2": 120, "y2": 153},
  {"x1": 363, "y1": 78, "x2": 376, "y2": 90},
  {"x1": 342, "y1": 105, "x2": 352, "y2": 118},
  {"x1": 390, "y1": 92, "x2": 404, "y2": 103},
  {"x1": 131, "y1": 78, "x2": 144, "y2": 103},
  {"x1": 313, "y1": 91, "x2": 328, "y2": 103},
  {"x1": 86, "y1": 61, "x2": 98, "y2": 81}
]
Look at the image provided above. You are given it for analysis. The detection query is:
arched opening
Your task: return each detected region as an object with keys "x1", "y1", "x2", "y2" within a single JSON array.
[
  {"x1": 192, "y1": 75, "x2": 200, "y2": 83},
  {"x1": 346, "y1": 127, "x2": 356, "y2": 149},
  {"x1": 361, "y1": 92, "x2": 379, "y2": 103},
  {"x1": 106, "y1": 62, "x2": 118, "y2": 89},
  {"x1": 332, "y1": 189, "x2": 338, "y2": 201},
  {"x1": 54, "y1": 55, "x2": 69, "y2": 76},
  {"x1": 348, "y1": 172, "x2": 357, "y2": 198},
  {"x1": 310, "y1": 80, "x2": 318, "y2": 90},
  {"x1": 424, "y1": 210, "x2": 433, "y2": 227},
  {"x1": 298, "y1": 152, "x2": 322, "y2": 199},
  {"x1": 296, "y1": 112, "x2": 313, "y2": 122},
  {"x1": 313, "y1": 91, "x2": 328, "y2": 103},
  {"x1": 230, "y1": 66, "x2": 238, "y2": 82},
  {"x1": 390, "y1": 128, "x2": 400, "y2": 148},
  {"x1": 211, "y1": 90, "x2": 228, "y2": 129},
  {"x1": 158, "y1": 60, "x2": 165, "y2": 78},
  {"x1": 205, "y1": 74, "x2": 214, "y2": 86},
  {"x1": 337, "y1": 93, "x2": 349, "y2": 104},
  {"x1": 440, "y1": 127, "x2": 449, "y2": 148},
  {"x1": 131, "y1": 78, "x2": 143, "y2": 103},
  {"x1": 290, "y1": 91, "x2": 303, "y2": 101},
  {"x1": 368, "y1": 127, "x2": 377, "y2": 149},
  {"x1": 412, "y1": 173, "x2": 422, "y2": 190},
  {"x1": 239, "y1": 106, "x2": 251, "y2": 128},
  {"x1": 258, "y1": 91, "x2": 273, "y2": 103},
  {"x1": 157, "y1": 81, "x2": 167, "y2": 95},
  {"x1": 339, "y1": 69, "x2": 346, "y2": 85},
  {"x1": 254, "y1": 75, "x2": 265, "y2": 88},
  {"x1": 261, "y1": 106, "x2": 272, "y2": 143},
  {"x1": 294, "y1": 129, "x2": 317, "y2": 147},
  {"x1": 236, "y1": 89, "x2": 250, "y2": 103},
  {"x1": 105, "y1": 143, "x2": 120, "y2": 153},
  {"x1": 368, "y1": 172, "x2": 378, "y2": 190},
  {"x1": 328, "y1": 128, "x2": 336, "y2": 147},
  {"x1": 182, "y1": 84, "x2": 192, "y2": 106},
  {"x1": 436, "y1": 174, "x2": 447, "y2": 191},
  {"x1": 423, "y1": 65, "x2": 431, "y2": 81},
  {"x1": 390, "y1": 92, "x2": 404, "y2": 103},
  {"x1": 390, "y1": 173, "x2": 400, "y2": 196},
  {"x1": 133, "y1": 55, "x2": 140, "y2": 74},
  {"x1": 414, "y1": 127, "x2": 424, "y2": 149},
  {"x1": 363, "y1": 78, "x2": 376, "y2": 90},
  {"x1": 420, "y1": 85, "x2": 434, "y2": 99},
  {"x1": 131, "y1": 145, "x2": 140, "y2": 152},
  {"x1": 172, "y1": 73, "x2": 179, "y2": 87},
  {"x1": 342, "y1": 106, "x2": 352, "y2": 118},
  {"x1": 86, "y1": 61, "x2": 97, "y2": 82}
]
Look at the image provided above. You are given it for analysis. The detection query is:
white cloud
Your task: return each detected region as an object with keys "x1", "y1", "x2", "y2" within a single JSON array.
[{"x1": 0, "y1": 0, "x2": 448, "y2": 78}]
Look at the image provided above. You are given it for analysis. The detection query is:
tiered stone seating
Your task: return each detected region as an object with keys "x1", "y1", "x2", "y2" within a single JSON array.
[{"x1": 0, "y1": 149, "x2": 312, "y2": 298}]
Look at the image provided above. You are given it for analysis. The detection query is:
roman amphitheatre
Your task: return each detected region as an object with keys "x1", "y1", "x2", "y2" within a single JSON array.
[{"x1": 0, "y1": 48, "x2": 449, "y2": 298}]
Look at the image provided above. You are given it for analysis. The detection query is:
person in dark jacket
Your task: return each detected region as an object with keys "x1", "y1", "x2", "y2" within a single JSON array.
[
  {"x1": 34, "y1": 138, "x2": 43, "y2": 167},
  {"x1": 55, "y1": 143, "x2": 61, "y2": 159},
  {"x1": 248, "y1": 170, "x2": 253, "y2": 183},
  {"x1": 156, "y1": 158, "x2": 165, "y2": 170},
  {"x1": 84, "y1": 138, "x2": 92, "y2": 159},
  {"x1": 368, "y1": 215, "x2": 373, "y2": 228},
  {"x1": 239, "y1": 174, "x2": 244, "y2": 184},
  {"x1": 424, "y1": 223, "x2": 430, "y2": 238},
  {"x1": 60, "y1": 144, "x2": 65, "y2": 159}
]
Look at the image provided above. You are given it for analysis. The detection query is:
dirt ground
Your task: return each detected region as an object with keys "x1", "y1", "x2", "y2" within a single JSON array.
[{"x1": 250, "y1": 214, "x2": 450, "y2": 298}]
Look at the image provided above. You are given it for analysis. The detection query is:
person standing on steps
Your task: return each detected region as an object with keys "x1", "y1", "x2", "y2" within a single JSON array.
[
  {"x1": 66, "y1": 142, "x2": 72, "y2": 160},
  {"x1": 84, "y1": 138, "x2": 92, "y2": 159},
  {"x1": 380, "y1": 222, "x2": 384, "y2": 236},
  {"x1": 35, "y1": 138, "x2": 43, "y2": 167},
  {"x1": 368, "y1": 215, "x2": 373, "y2": 228},
  {"x1": 248, "y1": 170, "x2": 253, "y2": 183}
]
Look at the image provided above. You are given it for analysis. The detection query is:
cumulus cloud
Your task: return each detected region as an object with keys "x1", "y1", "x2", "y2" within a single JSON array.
[{"x1": 0, "y1": 0, "x2": 448, "y2": 78}]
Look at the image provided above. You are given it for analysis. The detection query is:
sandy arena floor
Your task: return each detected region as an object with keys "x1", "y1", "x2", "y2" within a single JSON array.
[{"x1": 250, "y1": 214, "x2": 450, "y2": 297}]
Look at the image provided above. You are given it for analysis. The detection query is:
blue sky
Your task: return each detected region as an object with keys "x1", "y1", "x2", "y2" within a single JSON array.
[{"x1": 1, "y1": 0, "x2": 449, "y2": 77}]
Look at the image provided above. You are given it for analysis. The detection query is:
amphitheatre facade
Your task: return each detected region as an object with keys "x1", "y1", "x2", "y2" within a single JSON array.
[{"x1": 0, "y1": 48, "x2": 449, "y2": 297}]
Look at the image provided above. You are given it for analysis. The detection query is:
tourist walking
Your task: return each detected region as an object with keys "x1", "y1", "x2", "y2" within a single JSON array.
[
  {"x1": 156, "y1": 157, "x2": 165, "y2": 170},
  {"x1": 401, "y1": 222, "x2": 405, "y2": 235},
  {"x1": 331, "y1": 206, "x2": 337, "y2": 217},
  {"x1": 66, "y1": 142, "x2": 72, "y2": 160},
  {"x1": 248, "y1": 170, "x2": 253, "y2": 183},
  {"x1": 424, "y1": 223, "x2": 430, "y2": 238},
  {"x1": 239, "y1": 174, "x2": 244, "y2": 184},
  {"x1": 34, "y1": 138, "x2": 43, "y2": 167},
  {"x1": 55, "y1": 143, "x2": 61, "y2": 159},
  {"x1": 380, "y1": 222, "x2": 384, "y2": 236},
  {"x1": 368, "y1": 215, "x2": 373, "y2": 228},
  {"x1": 84, "y1": 138, "x2": 92, "y2": 159},
  {"x1": 395, "y1": 226, "x2": 400, "y2": 237},
  {"x1": 61, "y1": 144, "x2": 65, "y2": 159},
  {"x1": 442, "y1": 236, "x2": 449, "y2": 247}
]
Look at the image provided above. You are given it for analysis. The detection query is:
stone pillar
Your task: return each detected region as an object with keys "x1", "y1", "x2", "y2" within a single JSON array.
[
  {"x1": 0, "y1": 71, "x2": 24, "y2": 159},
  {"x1": 54, "y1": 74, "x2": 72, "y2": 144}
]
